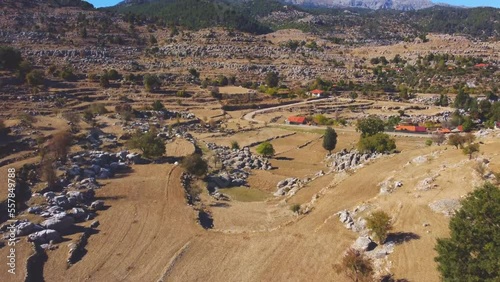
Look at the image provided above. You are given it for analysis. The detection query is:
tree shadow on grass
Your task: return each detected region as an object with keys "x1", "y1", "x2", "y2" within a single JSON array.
[
  {"x1": 209, "y1": 202, "x2": 231, "y2": 208},
  {"x1": 381, "y1": 274, "x2": 410, "y2": 282},
  {"x1": 275, "y1": 156, "x2": 294, "y2": 161},
  {"x1": 94, "y1": 195, "x2": 127, "y2": 201},
  {"x1": 385, "y1": 232, "x2": 420, "y2": 245}
]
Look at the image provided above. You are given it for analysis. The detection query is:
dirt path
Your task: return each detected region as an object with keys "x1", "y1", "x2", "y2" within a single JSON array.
[{"x1": 242, "y1": 99, "x2": 431, "y2": 138}]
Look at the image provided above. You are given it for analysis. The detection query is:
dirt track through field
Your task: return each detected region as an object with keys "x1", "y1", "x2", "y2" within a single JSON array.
[
  {"x1": 3, "y1": 136, "x2": 498, "y2": 282},
  {"x1": 39, "y1": 164, "x2": 202, "y2": 282}
]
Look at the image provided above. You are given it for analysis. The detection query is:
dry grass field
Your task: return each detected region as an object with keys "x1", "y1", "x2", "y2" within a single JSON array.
[
  {"x1": 0, "y1": 3, "x2": 498, "y2": 278},
  {"x1": 1, "y1": 121, "x2": 499, "y2": 281}
]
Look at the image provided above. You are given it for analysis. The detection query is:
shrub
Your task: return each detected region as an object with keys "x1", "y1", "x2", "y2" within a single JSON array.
[
  {"x1": 231, "y1": 141, "x2": 240, "y2": 150},
  {"x1": 143, "y1": 74, "x2": 161, "y2": 92},
  {"x1": 188, "y1": 68, "x2": 199, "y2": 78},
  {"x1": 0, "y1": 46, "x2": 22, "y2": 70},
  {"x1": 88, "y1": 73, "x2": 99, "y2": 82},
  {"x1": 99, "y1": 75, "x2": 110, "y2": 88},
  {"x1": 256, "y1": 141, "x2": 275, "y2": 158},
  {"x1": 89, "y1": 103, "x2": 108, "y2": 115},
  {"x1": 448, "y1": 133, "x2": 465, "y2": 149},
  {"x1": 462, "y1": 143, "x2": 479, "y2": 160},
  {"x1": 265, "y1": 71, "x2": 279, "y2": 88},
  {"x1": 462, "y1": 116, "x2": 474, "y2": 132},
  {"x1": 26, "y1": 70, "x2": 45, "y2": 86},
  {"x1": 115, "y1": 104, "x2": 134, "y2": 121},
  {"x1": 425, "y1": 139, "x2": 433, "y2": 146},
  {"x1": 18, "y1": 113, "x2": 37, "y2": 127},
  {"x1": 60, "y1": 67, "x2": 77, "y2": 81},
  {"x1": 16, "y1": 60, "x2": 32, "y2": 81},
  {"x1": 181, "y1": 154, "x2": 208, "y2": 177},
  {"x1": 290, "y1": 204, "x2": 301, "y2": 214},
  {"x1": 186, "y1": 183, "x2": 202, "y2": 202},
  {"x1": 358, "y1": 133, "x2": 396, "y2": 153},
  {"x1": 106, "y1": 69, "x2": 121, "y2": 80},
  {"x1": 366, "y1": 211, "x2": 392, "y2": 244},
  {"x1": 0, "y1": 120, "x2": 10, "y2": 137},
  {"x1": 152, "y1": 100, "x2": 165, "y2": 111},
  {"x1": 40, "y1": 157, "x2": 57, "y2": 188},
  {"x1": 14, "y1": 178, "x2": 31, "y2": 211},
  {"x1": 61, "y1": 111, "x2": 81, "y2": 132},
  {"x1": 82, "y1": 110, "x2": 95, "y2": 125},
  {"x1": 334, "y1": 248, "x2": 374, "y2": 282},
  {"x1": 127, "y1": 130, "x2": 166, "y2": 158},
  {"x1": 176, "y1": 90, "x2": 187, "y2": 97},
  {"x1": 432, "y1": 132, "x2": 446, "y2": 146},
  {"x1": 435, "y1": 183, "x2": 499, "y2": 281}
]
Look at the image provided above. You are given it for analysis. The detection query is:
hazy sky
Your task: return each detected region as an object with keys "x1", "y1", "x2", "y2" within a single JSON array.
[{"x1": 86, "y1": 0, "x2": 500, "y2": 8}]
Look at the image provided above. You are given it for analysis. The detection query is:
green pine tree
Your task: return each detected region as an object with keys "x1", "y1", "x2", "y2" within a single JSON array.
[
  {"x1": 435, "y1": 182, "x2": 499, "y2": 281},
  {"x1": 323, "y1": 127, "x2": 338, "y2": 155}
]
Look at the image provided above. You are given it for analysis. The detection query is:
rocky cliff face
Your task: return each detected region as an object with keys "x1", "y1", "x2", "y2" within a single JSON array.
[{"x1": 285, "y1": 0, "x2": 435, "y2": 10}]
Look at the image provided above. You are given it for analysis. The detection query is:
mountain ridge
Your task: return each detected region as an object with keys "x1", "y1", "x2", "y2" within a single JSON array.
[{"x1": 283, "y1": 0, "x2": 435, "y2": 10}]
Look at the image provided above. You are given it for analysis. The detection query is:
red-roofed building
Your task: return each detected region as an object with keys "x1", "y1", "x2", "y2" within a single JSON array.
[
  {"x1": 286, "y1": 116, "x2": 307, "y2": 125},
  {"x1": 474, "y1": 63, "x2": 489, "y2": 68},
  {"x1": 395, "y1": 124, "x2": 427, "y2": 132},
  {"x1": 307, "y1": 89, "x2": 326, "y2": 98}
]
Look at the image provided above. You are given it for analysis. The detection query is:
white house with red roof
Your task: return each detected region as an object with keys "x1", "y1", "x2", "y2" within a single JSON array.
[{"x1": 307, "y1": 89, "x2": 326, "y2": 98}]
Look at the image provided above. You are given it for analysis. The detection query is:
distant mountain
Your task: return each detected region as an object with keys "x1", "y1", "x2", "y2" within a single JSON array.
[
  {"x1": 116, "y1": 0, "x2": 155, "y2": 6},
  {"x1": 0, "y1": 0, "x2": 95, "y2": 9},
  {"x1": 284, "y1": 0, "x2": 435, "y2": 10}
]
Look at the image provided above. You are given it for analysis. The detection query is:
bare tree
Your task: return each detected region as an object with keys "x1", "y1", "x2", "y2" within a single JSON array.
[
  {"x1": 334, "y1": 248, "x2": 374, "y2": 282},
  {"x1": 47, "y1": 131, "x2": 73, "y2": 162},
  {"x1": 432, "y1": 132, "x2": 445, "y2": 146}
]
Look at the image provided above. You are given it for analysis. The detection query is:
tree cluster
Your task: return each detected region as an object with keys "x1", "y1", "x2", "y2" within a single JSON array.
[
  {"x1": 127, "y1": 130, "x2": 166, "y2": 159},
  {"x1": 356, "y1": 116, "x2": 396, "y2": 153}
]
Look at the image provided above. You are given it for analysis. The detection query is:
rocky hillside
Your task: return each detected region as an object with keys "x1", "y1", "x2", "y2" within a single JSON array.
[
  {"x1": 284, "y1": 0, "x2": 435, "y2": 10},
  {"x1": 109, "y1": 0, "x2": 272, "y2": 34}
]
